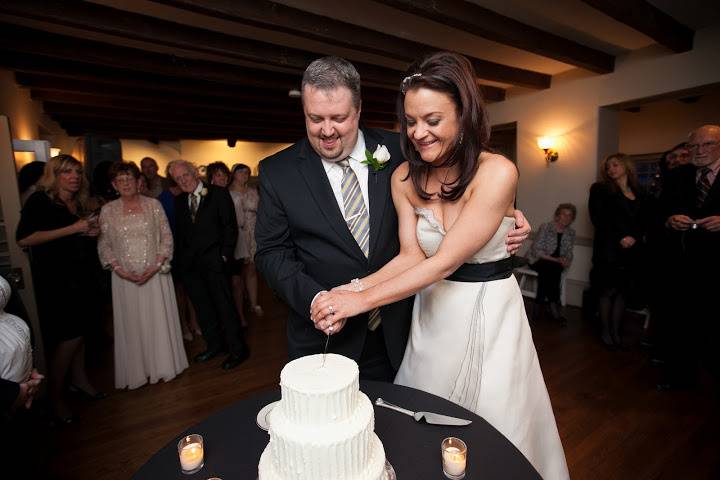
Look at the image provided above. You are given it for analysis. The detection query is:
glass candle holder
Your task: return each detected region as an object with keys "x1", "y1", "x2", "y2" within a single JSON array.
[
  {"x1": 178, "y1": 434, "x2": 204, "y2": 475},
  {"x1": 441, "y1": 437, "x2": 467, "y2": 479}
]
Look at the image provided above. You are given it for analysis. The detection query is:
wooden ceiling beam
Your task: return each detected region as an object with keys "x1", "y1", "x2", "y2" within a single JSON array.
[
  {"x1": 157, "y1": 0, "x2": 550, "y2": 88},
  {"x1": 5, "y1": 56, "x2": 398, "y2": 106},
  {"x1": 25, "y1": 82, "x2": 396, "y2": 115},
  {"x1": 53, "y1": 115, "x2": 395, "y2": 132},
  {"x1": 375, "y1": 0, "x2": 615, "y2": 74},
  {"x1": 0, "y1": 24, "x2": 305, "y2": 90},
  {"x1": 41, "y1": 102, "x2": 394, "y2": 126},
  {"x1": 581, "y1": 0, "x2": 693, "y2": 53},
  {"x1": 0, "y1": 0, "x2": 404, "y2": 89},
  {"x1": 65, "y1": 128, "x2": 302, "y2": 143}
]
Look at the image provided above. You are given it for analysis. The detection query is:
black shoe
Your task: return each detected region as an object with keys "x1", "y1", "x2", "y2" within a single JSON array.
[
  {"x1": 194, "y1": 349, "x2": 226, "y2": 363},
  {"x1": 221, "y1": 350, "x2": 250, "y2": 370},
  {"x1": 69, "y1": 384, "x2": 108, "y2": 400}
]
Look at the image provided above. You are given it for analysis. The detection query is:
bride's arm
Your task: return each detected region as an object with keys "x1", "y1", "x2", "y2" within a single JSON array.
[
  {"x1": 312, "y1": 154, "x2": 517, "y2": 325},
  {"x1": 338, "y1": 163, "x2": 426, "y2": 291}
]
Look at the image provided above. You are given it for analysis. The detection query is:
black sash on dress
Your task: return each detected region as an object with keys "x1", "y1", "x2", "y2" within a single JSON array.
[{"x1": 446, "y1": 257, "x2": 515, "y2": 282}]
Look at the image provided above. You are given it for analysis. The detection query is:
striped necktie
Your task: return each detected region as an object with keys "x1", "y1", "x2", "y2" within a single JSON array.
[
  {"x1": 338, "y1": 159, "x2": 381, "y2": 331},
  {"x1": 189, "y1": 193, "x2": 199, "y2": 222},
  {"x1": 697, "y1": 167, "x2": 711, "y2": 208}
]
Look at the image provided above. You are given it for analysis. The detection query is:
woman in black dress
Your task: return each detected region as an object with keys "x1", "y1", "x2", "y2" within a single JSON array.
[
  {"x1": 16, "y1": 155, "x2": 104, "y2": 423},
  {"x1": 589, "y1": 153, "x2": 647, "y2": 350}
]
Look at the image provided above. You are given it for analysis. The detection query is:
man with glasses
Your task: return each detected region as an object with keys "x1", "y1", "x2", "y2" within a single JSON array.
[{"x1": 658, "y1": 125, "x2": 720, "y2": 390}]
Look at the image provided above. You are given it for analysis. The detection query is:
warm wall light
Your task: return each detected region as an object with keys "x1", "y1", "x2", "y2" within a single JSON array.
[
  {"x1": 537, "y1": 136, "x2": 559, "y2": 164},
  {"x1": 50, "y1": 147, "x2": 61, "y2": 157}
]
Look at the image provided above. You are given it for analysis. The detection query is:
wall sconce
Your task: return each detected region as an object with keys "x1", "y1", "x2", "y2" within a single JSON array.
[
  {"x1": 537, "y1": 136, "x2": 559, "y2": 164},
  {"x1": 50, "y1": 147, "x2": 61, "y2": 157}
]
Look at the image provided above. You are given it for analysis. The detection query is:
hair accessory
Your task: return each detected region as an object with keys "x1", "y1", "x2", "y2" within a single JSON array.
[{"x1": 401, "y1": 73, "x2": 422, "y2": 94}]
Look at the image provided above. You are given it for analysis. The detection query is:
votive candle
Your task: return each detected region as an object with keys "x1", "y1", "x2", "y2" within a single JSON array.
[
  {"x1": 178, "y1": 434, "x2": 204, "y2": 474},
  {"x1": 441, "y1": 437, "x2": 467, "y2": 479}
]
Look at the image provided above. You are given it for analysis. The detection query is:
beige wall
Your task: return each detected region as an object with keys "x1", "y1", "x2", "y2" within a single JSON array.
[
  {"x1": 121, "y1": 140, "x2": 182, "y2": 175},
  {"x1": 618, "y1": 91, "x2": 720, "y2": 155},
  {"x1": 119, "y1": 139, "x2": 292, "y2": 176},
  {"x1": 180, "y1": 140, "x2": 292, "y2": 175},
  {"x1": 0, "y1": 69, "x2": 77, "y2": 168},
  {"x1": 487, "y1": 26, "x2": 720, "y2": 304}
]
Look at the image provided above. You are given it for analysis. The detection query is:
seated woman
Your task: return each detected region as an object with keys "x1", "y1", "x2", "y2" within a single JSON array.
[
  {"x1": 527, "y1": 203, "x2": 577, "y2": 325},
  {"x1": 98, "y1": 161, "x2": 188, "y2": 390}
]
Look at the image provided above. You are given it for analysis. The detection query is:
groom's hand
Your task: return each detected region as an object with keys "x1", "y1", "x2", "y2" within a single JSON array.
[{"x1": 507, "y1": 209, "x2": 531, "y2": 254}]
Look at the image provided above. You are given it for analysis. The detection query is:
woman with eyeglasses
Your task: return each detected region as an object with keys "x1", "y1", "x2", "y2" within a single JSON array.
[{"x1": 97, "y1": 161, "x2": 188, "y2": 390}]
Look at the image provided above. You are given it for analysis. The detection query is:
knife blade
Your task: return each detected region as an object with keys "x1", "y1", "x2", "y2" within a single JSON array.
[
  {"x1": 375, "y1": 398, "x2": 472, "y2": 426},
  {"x1": 418, "y1": 411, "x2": 472, "y2": 426}
]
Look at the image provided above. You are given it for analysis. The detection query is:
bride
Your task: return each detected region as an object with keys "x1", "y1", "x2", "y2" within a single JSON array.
[{"x1": 311, "y1": 52, "x2": 569, "y2": 480}]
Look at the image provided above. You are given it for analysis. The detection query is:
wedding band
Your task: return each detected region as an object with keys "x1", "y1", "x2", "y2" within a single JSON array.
[
  {"x1": 328, "y1": 305, "x2": 334, "y2": 313},
  {"x1": 329, "y1": 324, "x2": 334, "y2": 332}
]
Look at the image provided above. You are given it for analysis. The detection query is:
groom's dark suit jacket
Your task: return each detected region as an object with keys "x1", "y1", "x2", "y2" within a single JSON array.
[
  {"x1": 255, "y1": 128, "x2": 413, "y2": 369},
  {"x1": 174, "y1": 183, "x2": 237, "y2": 273}
]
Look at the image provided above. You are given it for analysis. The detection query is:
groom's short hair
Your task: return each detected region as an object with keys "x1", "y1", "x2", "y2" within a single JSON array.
[{"x1": 301, "y1": 56, "x2": 362, "y2": 109}]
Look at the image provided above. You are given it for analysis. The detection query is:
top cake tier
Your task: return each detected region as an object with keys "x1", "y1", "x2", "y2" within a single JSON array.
[{"x1": 279, "y1": 354, "x2": 359, "y2": 425}]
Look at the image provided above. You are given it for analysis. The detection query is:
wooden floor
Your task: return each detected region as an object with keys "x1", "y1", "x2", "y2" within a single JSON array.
[{"x1": 35, "y1": 284, "x2": 720, "y2": 479}]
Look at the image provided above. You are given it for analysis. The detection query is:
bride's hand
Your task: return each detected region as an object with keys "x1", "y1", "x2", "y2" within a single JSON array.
[
  {"x1": 507, "y1": 209, "x2": 531, "y2": 253},
  {"x1": 311, "y1": 290, "x2": 367, "y2": 327},
  {"x1": 331, "y1": 283, "x2": 354, "y2": 292}
]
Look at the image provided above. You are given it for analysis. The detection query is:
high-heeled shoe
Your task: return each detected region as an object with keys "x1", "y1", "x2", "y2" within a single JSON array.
[
  {"x1": 252, "y1": 305, "x2": 264, "y2": 317},
  {"x1": 69, "y1": 384, "x2": 108, "y2": 400}
]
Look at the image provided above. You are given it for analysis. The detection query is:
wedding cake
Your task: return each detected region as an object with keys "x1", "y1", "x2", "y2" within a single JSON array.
[{"x1": 258, "y1": 353, "x2": 388, "y2": 480}]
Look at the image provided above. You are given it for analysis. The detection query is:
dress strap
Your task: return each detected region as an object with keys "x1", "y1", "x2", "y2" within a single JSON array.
[{"x1": 446, "y1": 257, "x2": 515, "y2": 282}]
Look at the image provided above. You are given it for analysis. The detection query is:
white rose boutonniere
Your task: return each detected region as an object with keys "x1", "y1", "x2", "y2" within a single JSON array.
[
  {"x1": 200, "y1": 187, "x2": 208, "y2": 197},
  {"x1": 363, "y1": 144, "x2": 391, "y2": 171}
]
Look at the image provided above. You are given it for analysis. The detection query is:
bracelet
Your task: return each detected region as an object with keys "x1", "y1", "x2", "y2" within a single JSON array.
[{"x1": 350, "y1": 278, "x2": 365, "y2": 292}]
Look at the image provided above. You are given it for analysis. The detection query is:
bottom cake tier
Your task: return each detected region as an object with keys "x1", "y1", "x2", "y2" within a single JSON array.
[{"x1": 258, "y1": 433, "x2": 387, "y2": 480}]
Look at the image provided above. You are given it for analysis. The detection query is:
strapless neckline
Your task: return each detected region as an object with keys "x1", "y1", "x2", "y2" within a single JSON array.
[{"x1": 414, "y1": 206, "x2": 514, "y2": 235}]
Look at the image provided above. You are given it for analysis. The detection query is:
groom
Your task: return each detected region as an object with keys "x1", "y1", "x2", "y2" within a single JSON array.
[{"x1": 255, "y1": 56, "x2": 528, "y2": 380}]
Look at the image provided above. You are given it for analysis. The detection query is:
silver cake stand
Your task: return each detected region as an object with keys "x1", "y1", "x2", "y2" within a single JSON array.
[{"x1": 256, "y1": 460, "x2": 396, "y2": 480}]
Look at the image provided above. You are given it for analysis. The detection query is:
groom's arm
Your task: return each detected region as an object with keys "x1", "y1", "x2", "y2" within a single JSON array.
[{"x1": 255, "y1": 161, "x2": 325, "y2": 320}]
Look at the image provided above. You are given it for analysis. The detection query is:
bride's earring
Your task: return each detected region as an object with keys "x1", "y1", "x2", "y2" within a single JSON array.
[{"x1": 458, "y1": 132, "x2": 464, "y2": 145}]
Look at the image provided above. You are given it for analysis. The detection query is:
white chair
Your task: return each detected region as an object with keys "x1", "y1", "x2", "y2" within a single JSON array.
[{"x1": 514, "y1": 266, "x2": 568, "y2": 306}]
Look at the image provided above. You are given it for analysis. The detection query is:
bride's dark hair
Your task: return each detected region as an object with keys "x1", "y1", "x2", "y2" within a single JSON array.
[{"x1": 397, "y1": 52, "x2": 490, "y2": 201}]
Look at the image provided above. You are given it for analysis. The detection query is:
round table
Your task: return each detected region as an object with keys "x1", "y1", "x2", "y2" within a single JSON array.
[{"x1": 133, "y1": 381, "x2": 541, "y2": 479}]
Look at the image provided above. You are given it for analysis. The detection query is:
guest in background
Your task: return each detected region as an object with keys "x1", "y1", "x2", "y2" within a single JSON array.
[
  {"x1": 660, "y1": 124, "x2": 720, "y2": 387},
  {"x1": 589, "y1": 153, "x2": 647, "y2": 350},
  {"x1": 208, "y1": 162, "x2": 249, "y2": 328},
  {"x1": 229, "y1": 163, "x2": 263, "y2": 317},
  {"x1": 140, "y1": 157, "x2": 169, "y2": 197},
  {"x1": 17, "y1": 161, "x2": 46, "y2": 205},
  {"x1": 159, "y1": 176, "x2": 201, "y2": 341},
  {"x1": 98, "y1": 162, "x2": 188, "y2": 389},
  {"x1": 0, "y1": 275, "x2": 40, "y2": 409},
  {"x1": 527, "y1": 203, "x2": 577, "y2": 326},
  {"x1": 16, "y1": 154, "x2": 105, "y2": 424},
  {"x1": 169, "y1": 160, "x2": 250, "y2": 370}
]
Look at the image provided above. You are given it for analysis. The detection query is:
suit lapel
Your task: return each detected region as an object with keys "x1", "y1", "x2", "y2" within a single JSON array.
[
  {"x1": 363, "y1": 128, "x2": 392, "y2": 261},
  {"x1": 194, "y1": 182, "x2": 209, "y2": 222},
  {"x1": 296, "y1": 140, "x2": 367, "y2": 262}
]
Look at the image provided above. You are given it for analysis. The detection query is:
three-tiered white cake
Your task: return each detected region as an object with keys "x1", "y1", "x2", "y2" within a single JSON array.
[{"x1": 258, "y1": 353, "x2": 388, "y2": 480}]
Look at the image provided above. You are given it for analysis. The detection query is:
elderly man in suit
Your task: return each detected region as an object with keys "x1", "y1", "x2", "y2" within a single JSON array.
[
  {"x1": 659, "y1": 124, "x2": 720, "y2": 388},
  {"x1": 255, "y1": 56, "x2": 529, "y2": 380},
  {"x1": 168, "y1": 160, "x2": 249, "y2": 370}
]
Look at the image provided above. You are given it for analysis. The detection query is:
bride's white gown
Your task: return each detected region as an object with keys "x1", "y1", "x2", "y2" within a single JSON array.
[{"x1": 395, "y1": 208, "x2": 570, "y2": 480}]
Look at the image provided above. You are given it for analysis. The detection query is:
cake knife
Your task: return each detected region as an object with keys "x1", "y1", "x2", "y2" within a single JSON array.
[{"x1": 375, "y1": 398, "x2": 472, "y2": 426}]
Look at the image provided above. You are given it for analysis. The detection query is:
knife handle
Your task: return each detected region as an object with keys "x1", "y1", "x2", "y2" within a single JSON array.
[{"x1": 375, "y1": 397, "x2": 415, "y2": 417}]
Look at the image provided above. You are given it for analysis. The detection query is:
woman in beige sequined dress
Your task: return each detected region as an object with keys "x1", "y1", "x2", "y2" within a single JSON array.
[{"x1": 98, "y1": 162, "x2": 188, "y2": 390}]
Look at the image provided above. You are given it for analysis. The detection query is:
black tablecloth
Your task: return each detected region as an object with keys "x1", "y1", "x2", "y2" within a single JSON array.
[{"x1": 133, "y1": 381, "x2": 541, "y2": 479}]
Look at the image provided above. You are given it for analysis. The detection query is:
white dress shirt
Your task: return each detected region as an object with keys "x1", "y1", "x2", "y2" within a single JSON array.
[
  {"x1": 320, "y1": 130, "x2": 370, "y2": 218},
  {"x1": 188, "y1": 181, "x2": 204, "y2": 209}
]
